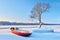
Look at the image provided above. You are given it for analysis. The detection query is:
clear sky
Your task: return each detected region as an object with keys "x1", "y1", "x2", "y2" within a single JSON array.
[{"x1": 0, "y1": 0, "x2": 60, "y2": 23}]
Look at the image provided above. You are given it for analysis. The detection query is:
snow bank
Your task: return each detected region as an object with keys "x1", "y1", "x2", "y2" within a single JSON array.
[{"x1": 33, "y1": 28, "x2": 54, "y2": 33}]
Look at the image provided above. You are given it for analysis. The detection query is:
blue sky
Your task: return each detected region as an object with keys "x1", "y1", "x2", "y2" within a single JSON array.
[{"x1": 0, "y1": 0, "x2": 60, "y2": 23}]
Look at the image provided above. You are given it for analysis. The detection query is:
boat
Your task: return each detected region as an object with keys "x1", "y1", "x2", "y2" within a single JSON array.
[{"x1": 10, "y1": 27, "x2": 32, "y2": 37}]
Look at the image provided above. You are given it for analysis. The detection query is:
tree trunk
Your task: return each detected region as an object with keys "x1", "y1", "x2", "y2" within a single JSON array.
[{"x1": 39, "y1": 13, "x2": 41, "y2": 28}]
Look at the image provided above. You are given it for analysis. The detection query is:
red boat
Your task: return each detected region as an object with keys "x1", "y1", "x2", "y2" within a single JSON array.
[{"x1": 10, "y1": 27, "x2": 32, "y2": 37}]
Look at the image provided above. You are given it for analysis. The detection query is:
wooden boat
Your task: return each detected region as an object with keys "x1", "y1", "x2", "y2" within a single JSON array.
[{"x1": 10, "y1": 27, "x2": 32, "y2": 37}]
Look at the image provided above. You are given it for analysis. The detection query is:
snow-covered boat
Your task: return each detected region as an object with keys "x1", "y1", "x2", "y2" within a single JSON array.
[{"x1": 10, "y1": 27, "x2": 32, "y2": 37}]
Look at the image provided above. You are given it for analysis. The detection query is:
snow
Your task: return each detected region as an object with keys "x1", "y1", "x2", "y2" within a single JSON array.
[
  {"x1": 33, "y1": 28, "x2": 54, "y2": 33},
  {"x1": 0, "y1": 25, "x2": 60, "y2": 40},
  {"x1": 0, "y1": 32, "x2": 60, "y2": 40}
]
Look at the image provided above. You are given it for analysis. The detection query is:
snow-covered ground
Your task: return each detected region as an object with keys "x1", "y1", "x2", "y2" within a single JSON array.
[
  {"x1": 0, "y1": 31, "x2": 60, "y2": 40},
  {"x1": 0, "y1": 25, "x2": 60, "y2": 32},
  {"x1": 0, "y1": 25, "x2": 60, "y2": 40}
]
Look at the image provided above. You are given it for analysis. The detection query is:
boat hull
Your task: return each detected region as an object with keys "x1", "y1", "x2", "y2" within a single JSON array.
[{"x1": 12, "y1": 31, "x2": 31, "y2": 37}]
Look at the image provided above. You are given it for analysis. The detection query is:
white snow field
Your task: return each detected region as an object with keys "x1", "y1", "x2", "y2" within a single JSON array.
[
  {"x1": 0, "y1": 31, "x2": 60, "y2": 40},
  {"x1": 0, "y1": 25, "x2": 60, "y2": 40}
]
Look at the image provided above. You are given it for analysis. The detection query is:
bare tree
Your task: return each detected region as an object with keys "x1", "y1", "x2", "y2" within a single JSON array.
[{"x1": 30, "y1": 3, "x2": 50, "y2": 28}]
